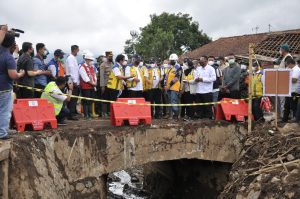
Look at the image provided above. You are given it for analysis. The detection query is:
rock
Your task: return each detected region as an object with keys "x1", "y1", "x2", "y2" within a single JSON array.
[
  {"x1": 271, "y1": 177, "x2": 280, "y2": 183},
  {"x1": 70, "y1": 185, "x2": 74, "y2": 191},
  {"x1": 286, "y1": 154, "x2": 295, "y2": 161},
  {"x1": 85, "y1": 181, "x2": 93, "y2": 188},
  {"x1": 268, "y1": 130, "x2": 275, "y2": 135},
  {"x1": 283, "y1": 169, "x2": 299, "y2": 184},
  {"x1": 239, "y1": 186, "x2": 246, "y2": 192},
  {"x1": 285, "y1": 191, "x2": 295, "y2": 198},
  {"x1": 131, "y1": 176, "x2": 139, "y2": 183},
  {"x1": 123, "y1": 184, "x2": 130, "y2": 191},
  {"x1": 247, "y1": 190, "x2": 261, "y2": 199},
  {"x1": 256, "y1": 175, "x2": 262, "y2": 182},
  {"x1": 278, "y1": 123, "x2": 300, "y2": 135},
  {"x1": 76, "y1": 183, "x2": 85, "y2": 192}
]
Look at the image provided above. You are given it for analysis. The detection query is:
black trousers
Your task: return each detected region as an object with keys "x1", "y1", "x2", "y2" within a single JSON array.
[
  {"x1": 196, "y1": 93, "x2": 213, "y2": 119},
  {"x1": 181, "y1": 92, "x2": 195, "y2": 118},
  {"x1": 103, "y1": 88, "x2": 119, "y2": 113},
  {"x1": 148, "y1": 88, "x2": 162, "y2": 117},
  {"x1": 128, "y1": 90, "x2": 143, "y2": 98},
  {"x1": 18, "y1": 86, "x2": 34, "y2": 99},
  {"x1": 252, "y1": 97, "x2": 264, "y2": 121},
  {"x1": 81, "y1": 89, "x2": 94, "y2": 118},
  {"x1": 56, "y1": 106, "x2": 70, "y2": 123},
  {"x1": 162, "y1": 91, "x2": 168, "y2": 116},
  {"x1": 67, "y1": 85, "x2": 80, "y2": 116},
  {"x1": 283, "y1": 93, "x2": 298, "y2": 121},
  {"x1": 34, "y1": 84, "x2": 45, "y2": 98}
]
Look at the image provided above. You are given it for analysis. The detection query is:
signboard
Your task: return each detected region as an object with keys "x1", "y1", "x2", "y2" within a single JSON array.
[{"x1": 263, "y1": 69, "x2": 292, "y2": 97}]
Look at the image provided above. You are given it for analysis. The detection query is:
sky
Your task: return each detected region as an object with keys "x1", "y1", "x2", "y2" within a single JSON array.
[{"x1": 1, "y1": 0, "x2": 299, "y2": 57}]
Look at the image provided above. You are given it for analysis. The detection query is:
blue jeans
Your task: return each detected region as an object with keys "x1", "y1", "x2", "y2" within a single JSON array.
[
  {"x1": 167, "y1": 90, "x2": 179, "y2": 117},
  {"x1": 0, "y1": 91, "x2": 13, "y2": 138}
]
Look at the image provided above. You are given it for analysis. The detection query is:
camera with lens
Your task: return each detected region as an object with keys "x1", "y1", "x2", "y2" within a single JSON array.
[{"x1": 0, "y1": 25, "x2": 25, "y2": 38}]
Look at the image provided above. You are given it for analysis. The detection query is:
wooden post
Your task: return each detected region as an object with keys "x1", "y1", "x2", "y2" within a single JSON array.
[
  {"x1": 275, "y1": 70, "x2": 279, "y2": 128},
  {"x1": 248, "y1": 44, "x2": 255, "y2": 133}
]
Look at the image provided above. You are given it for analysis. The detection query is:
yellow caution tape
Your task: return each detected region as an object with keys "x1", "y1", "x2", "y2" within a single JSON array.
[{"x1": 14, "y1": 84, "x2": 255, "y2": 107}]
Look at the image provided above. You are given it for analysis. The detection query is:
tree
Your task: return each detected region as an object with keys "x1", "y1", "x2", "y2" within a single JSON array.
[{"x1": 124, "y1": 12, "x2": 211, "y2": 62}]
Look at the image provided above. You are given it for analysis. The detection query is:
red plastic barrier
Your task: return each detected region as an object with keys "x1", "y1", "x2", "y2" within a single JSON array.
[
  {"x1": 110, "y1": 98, "x2": 152, "y2": 126},
  {"x1": 12, "y1": 99, "x2": 57, "y2": 132},
  {"x1": 215, "y1": 98, "x2": 253, "y2": 122}
]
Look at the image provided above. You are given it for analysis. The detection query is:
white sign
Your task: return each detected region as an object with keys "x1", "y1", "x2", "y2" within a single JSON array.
[{"x1": 28, "y1": 101, "x2": 39, "y2": 107}]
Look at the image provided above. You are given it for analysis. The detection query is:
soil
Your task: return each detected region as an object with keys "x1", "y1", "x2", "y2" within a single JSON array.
[{"x1": 219, "y1": 122, "x2": 300, "y2": 199}]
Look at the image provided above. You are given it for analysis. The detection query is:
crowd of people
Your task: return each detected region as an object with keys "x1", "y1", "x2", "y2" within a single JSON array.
[{"x1": 1, "y1": 25, "x2": 300, "y2": 140}]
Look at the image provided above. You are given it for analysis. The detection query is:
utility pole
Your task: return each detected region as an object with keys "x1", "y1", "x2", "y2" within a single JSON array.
[
  {"x1": 255, "y1": 26, "x2": 259, "y2": 34},
  {"x1": 268, "y1": 24, "x2": 272, "y2": 32}
]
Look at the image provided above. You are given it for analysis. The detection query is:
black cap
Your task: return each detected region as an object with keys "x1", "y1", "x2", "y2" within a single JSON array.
[{"x1": 54, "y1": 49, "x2": 65, "y2": 57}]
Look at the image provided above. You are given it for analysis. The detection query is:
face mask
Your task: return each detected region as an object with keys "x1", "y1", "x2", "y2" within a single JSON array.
[
  {"x1": 241, "y1": 64, "x2": 247, "y2": 70},
  {"x1": 102, "y1": 58, "x2": 108, "y2": 62},
  {"x1": 216, "y1": 61, "x2": 221, "y2": 65},
  {"x1": 228, "y1": 59, "x2": 235, "y2": 65},
  {"x1": 279, "y1": 50, "x2": 283, "y2": 56},
  {"x1": 123, "y1": 61, "x2": 128, "y2": 66},
  {"x1": 252, "y1": 67, "x2": 257, "y2": 71},
  {"x1": 139, "y1": 62, "x2": 144, "y2": 67},
  {"x1": 170, "y1": 60, "x2": 176, "y2": 66},
  {"x1": 151, "y1": 64, "x2": 156, "y2": 68},
  {"x1": 208, "y1": 61, "x2": 214, "y2": 66},
  {"x1": 89, "y1": 61, "x2": 94, "y2": 66}
]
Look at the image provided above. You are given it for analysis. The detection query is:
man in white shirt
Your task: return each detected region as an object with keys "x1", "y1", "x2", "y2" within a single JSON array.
[
  {"x1": 125, "y1": 54, "x2": 145, "y2": 98},
  {"x1": 194, "y1": 56, "x2": 216, "y2": 119},
  {"x1": 282, "y1": 59, "x2": 300, "y2": 122},
  {"x1": 65, "y1": 45, "x2": 80, "y2": 119}
]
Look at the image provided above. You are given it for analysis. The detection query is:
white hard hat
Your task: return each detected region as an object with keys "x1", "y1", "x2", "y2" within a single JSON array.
[
  {"x1": 169, "y1": 53, "x2": 178, "y2": 61},
  {"x1": 84, "y1": 52, "x2": 95, "y2": 61},
  {"x1": 122, "y1": 54, "x2": 128, "y2": 61}
]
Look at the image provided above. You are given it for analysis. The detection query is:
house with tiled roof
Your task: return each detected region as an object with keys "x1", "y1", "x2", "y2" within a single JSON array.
[{"x1": 182, "y1": 28, "x2": 300, "y2": 62}]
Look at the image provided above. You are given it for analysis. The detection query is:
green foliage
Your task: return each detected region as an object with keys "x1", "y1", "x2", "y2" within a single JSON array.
[{"x1": 124, "y1": 12, "x2": 211, "y2": 62}]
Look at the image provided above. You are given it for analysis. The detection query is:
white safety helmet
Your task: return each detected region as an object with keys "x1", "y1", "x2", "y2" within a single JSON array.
[
  {"x1": 84, "y1": 52, "x2": 95, "y2": 61},
  {"x1": 169, "y1": 53, "x2": 179, "y2": 61}
]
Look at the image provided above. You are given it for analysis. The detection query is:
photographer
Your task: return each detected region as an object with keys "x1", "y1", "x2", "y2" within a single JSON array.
[{"x1": 0, "y1": 32, "x2": 25, "y2": 139}]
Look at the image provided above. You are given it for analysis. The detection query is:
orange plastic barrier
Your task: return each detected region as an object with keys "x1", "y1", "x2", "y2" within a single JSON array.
[
  {"x1": 12, "y1": 99, "x2": 57, "y2": 132},
  {"x1": 110, "y1": 98, "x2": 152, "y2": 126},
  {"x1": 215, "y1": 98, "x2": 253, "y2": 122}
]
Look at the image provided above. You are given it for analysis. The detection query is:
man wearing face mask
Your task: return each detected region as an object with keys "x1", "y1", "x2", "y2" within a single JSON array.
[
  {"x1": 17, "y1": 42, "x2": 43, "y2": 98},
  {"x1": 181, "y1": 58, "x2": 196, "y2": 120},
  {"x1": 139, "y1": 59, "x2": 150, "y2": 100},
  {"x1": 208, "y1": 56, "x2": 222, "y2": 108},
  {"x1": 164, "y1": 53, "x2": 182, "y2": 119},
  {"x1": 33, "y1": 43, "x2": 51, "y2": 98},
  {"x1": 48, "y1": 49, "x2": 66, "y2": 80},
  {"x1": 222, "y1": 54, "x2": 241, "y2": 99},
  {"x1": 146, "y1": 57, "x2": 163, "y2": 118},
  {"x1": 125, "y1": 54, "x2": 145, "y2": 98},
  {"x1": 194, "y1": 56, "x2": 216, "y2": 119},
  {"x1": 79, "y1": 52, "x2": 97, "y2": 119},
  {"x1": 161, "y1": 60, "x2": 171, "y2": 117}
]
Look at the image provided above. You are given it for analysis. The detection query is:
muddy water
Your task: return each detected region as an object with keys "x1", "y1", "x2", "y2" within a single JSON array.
[{"x1": 108, "y1": 168, "x2": 150, "y2": 199}]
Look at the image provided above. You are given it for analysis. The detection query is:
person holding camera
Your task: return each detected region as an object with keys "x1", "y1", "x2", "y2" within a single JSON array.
[
  {"x1": 41, "y1": 77, "x2": 73, "y2": 125},
  {"x1": 0, "y1": 32, "x2": 25, "y2": 139}
]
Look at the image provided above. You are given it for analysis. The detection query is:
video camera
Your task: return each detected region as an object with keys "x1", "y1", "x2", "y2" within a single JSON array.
[{"x1": 0, "y1": 25, "x2": 25, "y2": 38}]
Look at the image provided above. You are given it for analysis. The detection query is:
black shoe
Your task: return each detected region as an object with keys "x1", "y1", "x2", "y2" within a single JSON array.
[
  {"x1": 0, "y1": 135, "x2": 13, "y2": 140},
  {"x1": 68, "y1": 116, "x2": 79, "y2": 121},
  {"x1": 58, "y1": 121, "x2": 67, "y2": 126}
]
